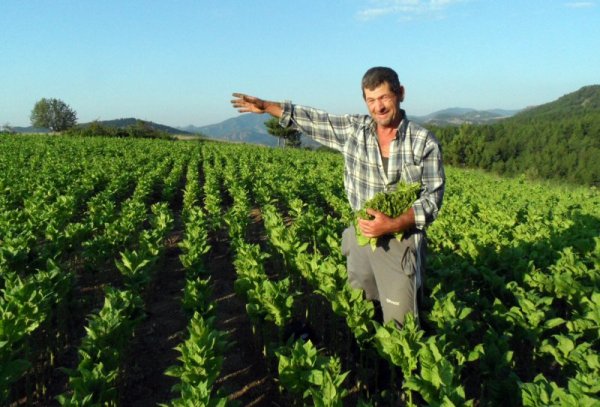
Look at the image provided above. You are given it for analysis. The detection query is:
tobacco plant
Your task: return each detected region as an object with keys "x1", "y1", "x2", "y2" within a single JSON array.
[{"x1": 276, "y1": 339, "x2": 349, "y2": 406}]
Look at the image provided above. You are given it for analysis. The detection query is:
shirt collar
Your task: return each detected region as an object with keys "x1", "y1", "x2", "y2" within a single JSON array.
[{"x1": 398, "y1": 110, "x2": 408, "y2": 141}]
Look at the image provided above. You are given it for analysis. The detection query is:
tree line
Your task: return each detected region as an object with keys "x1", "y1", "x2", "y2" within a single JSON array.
[
  {"x1": 66, "y1": 120, "x2": 173, "y2": 140},
  {"x1": 25, "y1": 98, "x2": 177, "y2": 140},
  {"x1": 429, "y1": 112, "x2": 600, "y2": 186},
  {"x1": 9, "y1": 97, "x2": 598, "y2": 186},
  {"x1": 17, "y1": 98, "x2": 300, "y2": 145}
]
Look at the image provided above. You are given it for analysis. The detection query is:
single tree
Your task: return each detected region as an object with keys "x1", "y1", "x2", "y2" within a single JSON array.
[
  {"x1": 265, "y1": 117, "x2": 302, "y2": 147},
  {"x1": 1, "y1": 123, "x2": 14, "y2": 134},
  {"x1": 30, "y1": 98, "x2": 78, "y2": 132}
]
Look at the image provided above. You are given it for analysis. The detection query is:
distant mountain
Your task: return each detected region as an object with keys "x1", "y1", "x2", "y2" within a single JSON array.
[
  {"x1": 510, "y1": 85, "x2": 600, "y2": 121},
  {"x1": 14, "y1": 86, "x2": 597, "y2": 143},
  {"x1": 411, "y1": 107, "x2": 520, "y2": 126},
  {"x1": 185, "y1": 107, "x2": 521, "y2": 147},
  {"x1": 182, "y1": 114, "x2": 273, "y2": 144},
  {"x1": 182, "y1": 114, "x2": 320, "y2": 147}
]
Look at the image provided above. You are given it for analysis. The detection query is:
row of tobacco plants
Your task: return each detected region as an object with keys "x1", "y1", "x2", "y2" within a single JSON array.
[{"x1": 1, "y1": 134, "x2": 598, "y2": 406}]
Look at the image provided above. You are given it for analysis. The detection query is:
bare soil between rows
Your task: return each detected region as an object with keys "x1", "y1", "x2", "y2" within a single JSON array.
[
  {"x1": 19, "y1": 224, "x2": 284, "y2": 406},
  {"x1": 118, "y1": 227, "x2": 282, "y2": 406}
]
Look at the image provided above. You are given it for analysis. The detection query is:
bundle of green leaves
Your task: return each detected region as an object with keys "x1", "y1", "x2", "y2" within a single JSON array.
[{"x1": 355, "y1": 182, "x2": 421, "y2": 250}]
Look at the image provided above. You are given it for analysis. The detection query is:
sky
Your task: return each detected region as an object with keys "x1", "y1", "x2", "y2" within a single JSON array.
[{"x1": 1, "y1": 0, "x2": 599, "y2": 128}]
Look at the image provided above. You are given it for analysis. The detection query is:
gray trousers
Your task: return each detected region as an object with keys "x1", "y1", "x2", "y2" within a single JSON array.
[{"x1": 341, "y1": 225, "x2": 425, "y2": 325}]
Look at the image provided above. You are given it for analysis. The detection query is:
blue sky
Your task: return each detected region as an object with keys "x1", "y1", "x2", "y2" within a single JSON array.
[{"x1": 1, "y1": 0, "x2": 599, "y2": 128}]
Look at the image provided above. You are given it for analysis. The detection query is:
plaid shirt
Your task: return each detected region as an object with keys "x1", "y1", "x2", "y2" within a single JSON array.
[{"x1": 280, "y1": 101, "x2": 445, "y2": 230}]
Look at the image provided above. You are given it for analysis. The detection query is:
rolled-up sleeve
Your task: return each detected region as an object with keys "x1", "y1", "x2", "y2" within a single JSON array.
[
  {"x1": 413, "y1": 139, "x2": 445, "y2": 230},
  {"x1": 278, "y1": 100, "x2": 295, "y2": 128}
]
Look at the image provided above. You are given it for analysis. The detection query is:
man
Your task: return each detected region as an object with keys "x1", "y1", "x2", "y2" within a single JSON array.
[{"x1": 231, "y1": 66, "x2": 445, "y2": 326}]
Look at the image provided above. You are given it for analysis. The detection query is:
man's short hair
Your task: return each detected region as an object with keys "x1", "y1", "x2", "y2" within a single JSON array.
[{"x1": 361, "y1": 67, "x2": 402, "y2": 98}]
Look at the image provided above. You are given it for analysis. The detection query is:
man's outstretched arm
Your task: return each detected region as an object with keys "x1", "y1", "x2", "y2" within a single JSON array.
[{"x1": 231, "y1": 93, "x2": 283, "y2": 117}]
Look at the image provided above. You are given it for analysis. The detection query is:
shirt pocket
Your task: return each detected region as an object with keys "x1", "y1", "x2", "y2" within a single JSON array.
[{"x1": 401, "y1": 163, "x2": 423, "y2": 184}]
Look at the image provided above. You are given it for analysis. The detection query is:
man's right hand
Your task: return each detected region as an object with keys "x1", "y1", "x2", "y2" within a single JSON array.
[
  {"x1": 231, "y1": 93, "x2": 283, "y2": 117},
  {"x1": 231, "y1": 93, "x2": 265, "y2": 113}
]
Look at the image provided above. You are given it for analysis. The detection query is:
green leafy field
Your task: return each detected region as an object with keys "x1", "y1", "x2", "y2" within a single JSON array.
[{"x1": 1, "y1": 134, "x2": 598, "y2": 406}]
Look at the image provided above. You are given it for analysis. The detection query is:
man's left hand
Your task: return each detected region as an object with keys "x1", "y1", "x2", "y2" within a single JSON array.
[{"x1": 357, "y1": 208, "x2": 396, "y2": 238}]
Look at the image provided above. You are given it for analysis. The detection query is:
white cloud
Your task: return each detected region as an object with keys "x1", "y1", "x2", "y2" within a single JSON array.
[
  {"x1": 356, "y1": 0, "x2": 466, "y2": 21},
  {"x1": 564, "y1": 1, "x2": 596, "y2": 7}
]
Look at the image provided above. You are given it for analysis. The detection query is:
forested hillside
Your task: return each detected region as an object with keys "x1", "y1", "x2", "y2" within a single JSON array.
[
  {"x1": 513, "y1": 85, "x2": 600, "y2": 121},
  {"x1": 431, "y1": 85, "x2": 600, "y2": 186},
  {"x1": 81, "y1": 118, "x2": 192, "y2": 135}
]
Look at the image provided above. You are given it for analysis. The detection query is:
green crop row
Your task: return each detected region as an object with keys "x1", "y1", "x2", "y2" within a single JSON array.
[{"x1": 0, "y1": 134, "x2": 598, "y2": 406}]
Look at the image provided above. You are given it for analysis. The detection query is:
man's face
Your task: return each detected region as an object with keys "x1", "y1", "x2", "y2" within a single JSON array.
[{"x1": 364, "y1": 82, "x2": 402, "y2": 128}]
